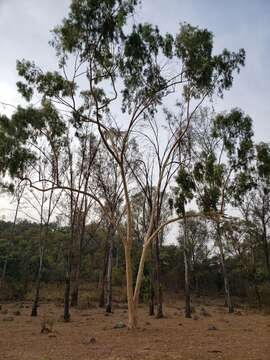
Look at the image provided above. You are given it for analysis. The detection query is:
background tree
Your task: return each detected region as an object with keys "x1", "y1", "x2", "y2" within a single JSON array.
[
  {"x1": 192, "y1": 108, "x2": 254, "y2": 312},
  {"x1": 0, "y1": 0, "x2": 246, "y2": 327}
]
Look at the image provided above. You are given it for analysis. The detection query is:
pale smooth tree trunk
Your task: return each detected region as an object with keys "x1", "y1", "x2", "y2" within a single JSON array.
[{"x1": 124, "y1": 244, "x2": 137, "y2": 328}]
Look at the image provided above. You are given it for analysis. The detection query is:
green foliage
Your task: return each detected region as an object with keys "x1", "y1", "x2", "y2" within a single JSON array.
[
  {"x1": 174, "y1": 167, "x2": 195, "y2": 215},
  {"x1": 212, "y1": 108, "x2": 254, "y2": 169},
  {"x1": 0, "y1": 101, "x2": 66, "y2": 178},
  {"x1": 256, "y1": 142, "x2": 270, "y2": 180},
  {"x1": 194, "y1": 109, "x2": 254, "y2": 212},
  {"x1": 175, "y1": 23, "x2": 245, "y2": 98}
]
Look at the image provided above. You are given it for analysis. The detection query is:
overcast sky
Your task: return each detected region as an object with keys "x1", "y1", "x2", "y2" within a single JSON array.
[{"x1": 0, "y1": 0, "x2": 270, "y2": 220}]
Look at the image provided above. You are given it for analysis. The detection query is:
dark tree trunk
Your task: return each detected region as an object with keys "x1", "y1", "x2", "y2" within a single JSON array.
[
  {"x1": 99, "y1": 250, "x2": 108, "y2": 308},
  {"x1": 194, "y1": 273, "x2": 200, "y2": 298},
  {"x1": 148, "y1": 243, "x2": 155, "y2": 316},
  {"x1": 70, "y1": 251, "x2": 80, "y2": 307},
  {"x1": 183, "y1": 214, "x2": 191, "y2": 318},
  {"x1": 155, "y1": 235, "x2": 163, "y2": 319},
  {"x1": 262, "y1": 223, "x2": 270, "y2": 283},
  {"x1": 64, "y1": 243, "x2": 72, "y2": 321},
  {"x1": 70, "y1": 248, "x2": 80, "y2": 307},
  {"x1": 64, "y1": 266, "x2": 71, "y2": 321},
  {"x1": 0, "y1": 259, "x2": 7, "y2": 289},
  {"x1": 70, "y1": 206, "x2": 86, "y2": 307},
  {"x1": 184, "y1": 251, "x2": 192, "y2": 318},
  {"x1": 105, "y1": 231, "x2": 113, "y2": 313},
  {"x1": 31, "y1": 248, "x2": 44, "y2": 317},
  {"x1": 0, "y1": 193, "x2": 21, "y2": 290},
  {"x1": 216, "y1": 222, "x2": 234, "y2": 313},
  {"x1": 251, "y1": 247, "x2": 262, "y2": 309},
  {"x1": 254, "y1": 282, "x2": 262, "y2": 309},
  {"x1": 70, "y1": 285, "x2": 78, "y2": 307}
]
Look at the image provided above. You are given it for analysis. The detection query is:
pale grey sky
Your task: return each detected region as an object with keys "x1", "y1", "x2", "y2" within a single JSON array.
[
  {"x1": 0, "y1": 0, "x2": 270, "y2": 221},
  {"x1": 1, "y1": 0, "x2": 269, "y2": 139}
]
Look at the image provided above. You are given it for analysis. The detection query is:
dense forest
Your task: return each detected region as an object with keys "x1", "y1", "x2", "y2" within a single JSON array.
[{"x1": 0, "y1": 0, "x2": 270, "y2": 342}]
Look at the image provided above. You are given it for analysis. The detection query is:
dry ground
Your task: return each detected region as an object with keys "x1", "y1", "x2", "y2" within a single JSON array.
[{"x1": 0, "y1": 299, "x2": 270, "y2": 360}]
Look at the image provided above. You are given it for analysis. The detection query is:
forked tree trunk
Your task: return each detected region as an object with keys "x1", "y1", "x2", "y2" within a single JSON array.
[{"x1": 216, "y1": 222, "x2": 234, "y2": 313}]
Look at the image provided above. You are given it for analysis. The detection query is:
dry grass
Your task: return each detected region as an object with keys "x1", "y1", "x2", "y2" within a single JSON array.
[{"x1": 0, "y1": 297, "x2": 270, "y2": 360}]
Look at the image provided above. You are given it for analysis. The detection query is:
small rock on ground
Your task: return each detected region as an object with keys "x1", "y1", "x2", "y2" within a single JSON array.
[
  {"x1": 208, "y1": 325, "x2": 218, "y2": 331},
  {"x1": 113, "y1": 321, "x2": 126, "y2": 329},
  {"x1": 82, "y1": 337, "x2": 96, "y2": 344}
]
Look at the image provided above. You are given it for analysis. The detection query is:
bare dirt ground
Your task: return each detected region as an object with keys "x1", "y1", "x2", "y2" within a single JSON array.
[{"x1": 0, "y1": 299, "x2": 270, "y2": 360}]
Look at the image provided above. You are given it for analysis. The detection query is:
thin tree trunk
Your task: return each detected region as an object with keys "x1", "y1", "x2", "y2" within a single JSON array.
[
  {"x1": 31, "y1": 247, "x2": 44, "y2": 316},
  {"x1": 254, "y1": 282, "x2": 262, "y2": 309},
  {"x1": 71, "y1": 199, "x2": 88, "y2": 307},
  {"x1": 251, "y1": 246, "x2": 261, "y2": 309},
  {"x1": 216, "y1": 222, "x2": 234, "y2": 313},
  {"x1": 124, "y1": 244, "x2": 137, "y2": 328},
  {"x1": 261, "y1": 199, "x2": 270, "y2": 283},
  {"x1": 0, "y1": 259, "x2": 8, "y2": 290},
  {"x1": 70, "y1": 240, "x2": 81, "y2": 307},
  {"x1": 105, "y1": 225, "x2": 114, "y2": 313},
  {"x1": 99, "y1": 246, "x2": 109, "y2": 308},
  {"x1": 31, "y1": 190, "x2": 45, "y2": 317},
  {"x1": 148, "y1": 243, "x2": 155, "y2": 316},
  {"x1": 70, "y1": 275, "x2": 79, "y2": 307},
  {"x1": 64, "y1": 259, "x2": 71, "y2": 321},
  {"x1": 0, "y1": 191, "x2": 22, "y2": 289},
  {"x1": 183, "y1": 214, "x2": 191, "y2": 318},
  {"x1": 195, "y1": 274, "x2": 200, "y2": 297},
  {"x1": 262, "y1": 225, "x2": 270, "y2": 283},
  {"x1": 155, "y1": 234, "x2": 163, "y2": 318},
  {"x1": 115, "y1": 240, "x2": 119, "y2": 269}
]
